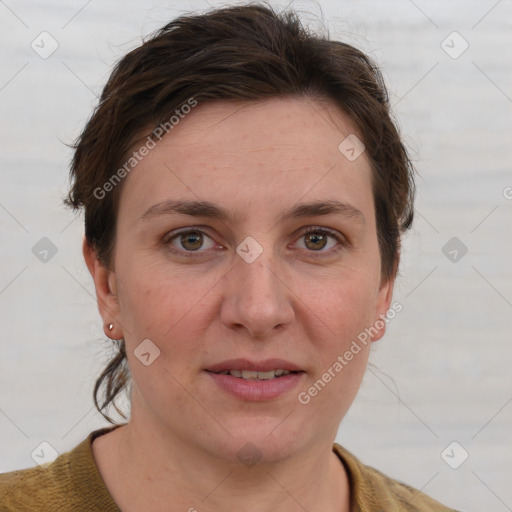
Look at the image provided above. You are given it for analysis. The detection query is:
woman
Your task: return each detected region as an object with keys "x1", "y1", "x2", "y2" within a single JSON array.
[{"x1": 0, "y1": 3, "x2": 460, "y2": 511}]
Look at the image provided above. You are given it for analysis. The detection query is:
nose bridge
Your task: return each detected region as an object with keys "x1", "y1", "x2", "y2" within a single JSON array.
[
  {"x1": 240, "y1": 253, "x2": 277, "y2": 296},
  {"x1": 234, "y1": 232, "x2": 278, "y2": 289},
  {"x1": 221, "y1": 240, "x2": 294, "y2": 337}
]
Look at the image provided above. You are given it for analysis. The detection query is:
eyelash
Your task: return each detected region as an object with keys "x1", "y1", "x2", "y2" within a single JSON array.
[{"x1": 163, "y1": 226, "x2": 346, "y2": 259}]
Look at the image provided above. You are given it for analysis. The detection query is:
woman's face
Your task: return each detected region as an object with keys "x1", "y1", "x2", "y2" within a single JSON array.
[{"x1": 94, "y1": 97, "x2": 394, "y2": 463}]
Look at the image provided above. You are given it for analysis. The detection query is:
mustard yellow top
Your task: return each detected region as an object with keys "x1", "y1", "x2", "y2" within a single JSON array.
[{"x1": 0, "y1": 425, "x2": 459, "y2": 511}]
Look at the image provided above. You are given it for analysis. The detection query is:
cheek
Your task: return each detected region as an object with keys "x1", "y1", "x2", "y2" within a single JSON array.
[
  {"x1": 117, "y1": 270, "x2": 205, "y2": 410},
  {"x1": 302, "y1": 274, "x2": 376, "y2": 393},
  {"x1": 115, "y1": 262, "x2": 212, "y2": 366},
  {"x1": 115, "y1": 254, "x2": 177, "y2": 330},
  {"x1": 302, "y1": 270, "x2": 378, "y2": 340}
]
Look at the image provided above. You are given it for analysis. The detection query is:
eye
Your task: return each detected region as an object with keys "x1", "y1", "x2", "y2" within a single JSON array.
[
  {"x1": 163, "y1": 226, "x2": 346, "y2": 259},
  {"x1": 295, "y1": 227, "x2": 345, "y2": 255},
  {"x1": 163, "y1": 229, "x2": 218, "y2": 257}
]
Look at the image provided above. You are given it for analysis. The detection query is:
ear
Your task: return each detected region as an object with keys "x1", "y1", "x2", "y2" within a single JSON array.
[
  {"x1": 370, "y1": 261, "x2": 398, "y2": 343},
  {"x1": 82, "y1": 236, "x2": 123, "y2": 340}
]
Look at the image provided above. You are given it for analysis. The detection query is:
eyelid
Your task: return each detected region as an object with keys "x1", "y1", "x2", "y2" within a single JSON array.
[
  {"x1": 162, "y1": 226, "x2": 216, "y2": 244},
  {"x1": 300, "y1": 225, "x2": 344, "y2": 242}
]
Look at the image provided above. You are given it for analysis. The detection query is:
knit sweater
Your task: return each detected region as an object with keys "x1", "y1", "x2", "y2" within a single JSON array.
[{"x1": 0, "y1": 425, "x2": 459, "y2": 511}]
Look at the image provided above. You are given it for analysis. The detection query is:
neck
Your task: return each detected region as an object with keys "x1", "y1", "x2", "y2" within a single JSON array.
[{"x1": 97, "y1": 414, "x2": 350, "y2": 512}]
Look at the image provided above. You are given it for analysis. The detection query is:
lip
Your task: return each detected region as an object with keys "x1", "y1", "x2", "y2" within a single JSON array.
[
  {"x1": 205, "y1": 359, "x2": 306, "y2": 401},
  {"x1": 205, "y1": 358, "x2": 303, "y2": 373},
  {"x1": 206, "y1": 370, "x2": 305, "y2": 401}
]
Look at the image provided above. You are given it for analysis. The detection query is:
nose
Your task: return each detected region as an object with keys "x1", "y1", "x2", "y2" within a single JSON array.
[{"x1": 219, "y1": 250, "x2": 295, "y2": 339}]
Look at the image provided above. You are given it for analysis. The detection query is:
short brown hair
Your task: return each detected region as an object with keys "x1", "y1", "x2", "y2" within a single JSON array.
[{"x1": 65, "y1": 2, "x2": 415, "y2": 423}]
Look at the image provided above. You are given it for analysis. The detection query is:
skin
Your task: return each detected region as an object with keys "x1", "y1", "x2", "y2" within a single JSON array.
[{"x1": 84, "y1": 96, "x2": 395, "y2": 512}]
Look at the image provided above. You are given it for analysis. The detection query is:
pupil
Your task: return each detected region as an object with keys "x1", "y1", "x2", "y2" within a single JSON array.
[
  {"x1": 306, "y1": 233, "x2": 326, "y2": 250},
  {"x1": 182, "y1": 232, "x2": 202, "y2": 250}
]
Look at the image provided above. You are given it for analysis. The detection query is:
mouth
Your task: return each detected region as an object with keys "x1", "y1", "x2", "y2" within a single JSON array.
[
  {"x1": 204, "y1": 359, "x2": 305, "y2": 401},
  {"x1": 205, "y1": 358, "x2": 304, "y2": 377},
  {"x1": 207, "y1": 368, "x2": 300, "y2": 380}
]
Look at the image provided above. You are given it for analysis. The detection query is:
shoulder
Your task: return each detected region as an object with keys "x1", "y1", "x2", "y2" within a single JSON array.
[
  {"x1": 0, "y1": 442, "x2": 84, "y2": 512},
  {"x1": 333, "y1": 443, "x2": 461, "y2": 512},
  {"x1": 0, "y1": 462, "x2": 60, "y2": 512},
  {"x1": 0, "y1": 426, "x2": 122, "y2": 512}
]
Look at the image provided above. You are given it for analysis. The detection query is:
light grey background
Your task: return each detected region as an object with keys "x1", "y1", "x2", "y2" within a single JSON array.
[{"x1": 1, "y1": 1, "x2": 511, "y2": 511}]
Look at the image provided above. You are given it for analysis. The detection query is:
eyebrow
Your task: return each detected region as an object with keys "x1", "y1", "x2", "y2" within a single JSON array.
[{"x1": 139, "y1": 199, "x2": 366, "y2": 225}]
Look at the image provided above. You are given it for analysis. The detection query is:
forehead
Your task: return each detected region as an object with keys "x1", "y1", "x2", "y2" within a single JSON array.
[
  {"x1": 153, "y1": 97, "x2": 362, "y2": 163},
  {"x1": 118, "y1": 97, "x2": 374, "y2": 225}
]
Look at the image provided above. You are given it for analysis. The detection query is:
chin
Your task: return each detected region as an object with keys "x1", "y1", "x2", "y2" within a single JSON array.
[{"x1": 206, "y1": 413, "x2": 313, "y2": 466}]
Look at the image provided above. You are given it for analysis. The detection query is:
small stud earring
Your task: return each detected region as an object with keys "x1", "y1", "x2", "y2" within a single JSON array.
[{"x1": 108, "y1": 323, "x2": 114, "y2": 331}]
